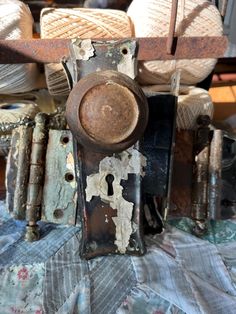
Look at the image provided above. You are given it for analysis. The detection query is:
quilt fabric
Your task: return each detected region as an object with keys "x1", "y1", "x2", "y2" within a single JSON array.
[{"x1": 0, "y1": 201, "x2": 236, "y2": 314}]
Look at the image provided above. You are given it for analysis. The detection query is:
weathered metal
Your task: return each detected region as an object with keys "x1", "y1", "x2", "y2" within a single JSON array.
[
  {"x1": 0, "y1": 156, "x2": 6, "y2": 200},
  {"x1": 66, "y1": 70, "x2": 148, "y2": 153},
  {"x1": 208, "y1": 130, "x2": 223, "y2": 220},
  {"x1": 170, "y1": 130, "x2": 194, "y2": 218},
  {"x1": 221, "y1": 133, "x2": 236, "y2": 219},
  {"x1": 221, "y1": 0, "x2": 228, "y2": 17},
  {"x1": 13, "y1": 126, "x2": 32, "y2": 220},
  {"x1": 0, "y1": 135, "x2": 11, "y2": 156},
  {"x1": 76, "y1": 143, "x2": 146, "y2": 259},
  {"x1": 191, "y1": 116, "x2": 211, "y2": 224},
  {"x1": 0, "y1": 37, "x2": 229, "y2": 64},
  {"x1": 41, "y1": 130, "x2": 77, "y2": 225},
  {"x1": 6, "y1": 126, "x2": 32, "y2": 216},
  {"x1": 65, "y1": 39, "x2": 137, "y2": 84},
  {"x1": 142, "y1": 92, "x2": 177, "y2": 233},
  {"x1": 25, "y1": 113, "x2": 48, "y2": 241},
  {"x1": 76, "y1": 91, "x2": 176, "y2": 257},
  {"x1": 167, "y1": 0, "x2": 178, "y2": 54},
  {"x1": 25, "y1": 224, "x2": 40, "y2": 242}
]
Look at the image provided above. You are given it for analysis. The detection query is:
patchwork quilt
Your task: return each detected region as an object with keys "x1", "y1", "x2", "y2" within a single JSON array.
[{"x1": 0, "y1": 201, "x2": 236, "y2": 314}]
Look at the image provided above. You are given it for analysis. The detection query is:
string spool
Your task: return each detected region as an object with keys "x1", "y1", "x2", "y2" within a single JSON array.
[
  {"x1": 40, "y1": 8, "x2": 133, "y2": 96},
  {"x1": 143, "y1": 85, "x2": 214, "y2": 130},
  {"x1": 128, "y1": 0, "x2": 223, "y2": 85},
  {"x1": 0, "y1": 0, "x2": 38, "y2": 94}
]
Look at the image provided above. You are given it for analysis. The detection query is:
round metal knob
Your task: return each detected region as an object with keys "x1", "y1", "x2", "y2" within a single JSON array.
[{"x1": 66, "y1": 70, "x2": 148, "y2": 153}]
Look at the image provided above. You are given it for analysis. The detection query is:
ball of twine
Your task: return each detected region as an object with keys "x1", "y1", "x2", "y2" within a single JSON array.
[
  {"x1": 128, "y1": 0, "x2": 223, "y2": 85},
  {"x1": 0, "y1": 0, "x2": 38, "y2": 94},
  {"x1": 0, "y1": 100, "x2": 39, "y2": 156},
  {"x1": 143, "y1": 85, "x2": 214, "y2": 130},
  {"x1": 40, "y1": 8, "x2": 133, "y2": 96},
  {"x1": 0, "y1": 101, "x2": 39, "y2": 125}
]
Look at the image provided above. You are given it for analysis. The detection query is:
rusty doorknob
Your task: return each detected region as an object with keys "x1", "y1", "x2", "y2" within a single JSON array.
[{"x1": 66, "y1": 70, "x2": 149, "y2": 153}]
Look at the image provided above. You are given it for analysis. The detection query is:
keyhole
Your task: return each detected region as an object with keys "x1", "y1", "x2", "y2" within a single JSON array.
[{"x1": 105, "y1": 174, "x2": 114, "y2": 196}]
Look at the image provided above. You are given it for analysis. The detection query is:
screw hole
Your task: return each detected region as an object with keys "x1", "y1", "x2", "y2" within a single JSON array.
[
  {"x1": 53, "y1": 209, "x2": 64, "y2": 219},
  {"x1": 65, "y1": 172, "x2": 74, "y2": 182},
  {"x1": 122, "y1": 48, "x2": 128, "y2": 55},
  {"x1": 60, "y1": 136, "x2": 69, "y2": 144}
]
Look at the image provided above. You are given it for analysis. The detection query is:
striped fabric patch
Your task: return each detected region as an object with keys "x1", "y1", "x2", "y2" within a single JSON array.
[
  {"x1": 0, "y1": 219, "x2": 79, "y2": 266},
  {"x1": 43, "y1": 233, "x2": 89, "y2": 313},
  {"x1": 89, "y1": 254, "x2": 136, "y2": 314},
  {"x1": 132, "y1": 230, "x2": 236, "y2": 314}
]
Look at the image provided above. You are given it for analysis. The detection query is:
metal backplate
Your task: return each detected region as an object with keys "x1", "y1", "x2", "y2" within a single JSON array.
[
  {"x1": 41, "y1": 130, "x2": 77, "y2": 225},
  {"x1": 6, "y1": 126, "x2": 32, "y2": 220},
  {"x1": 142, "y1": 93, "x2": 176, "y2": 196},
  {"x1": 221, "y1": 133, "x2": 236, "y2": 219},
  {"x1": 76, "y1": 143, "x2": 146, "y2": 259},
  {"x1": 141, "y1": 93, "x2": 177, "y2": 233},
  {"x1": 65, "y1": 39, "x2": 137, "y2": 85}
]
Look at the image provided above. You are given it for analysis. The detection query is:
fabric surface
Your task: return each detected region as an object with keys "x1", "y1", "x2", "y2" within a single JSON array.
[{"x1": 0, "y1": 200, "x2": 236, "y2": 314}]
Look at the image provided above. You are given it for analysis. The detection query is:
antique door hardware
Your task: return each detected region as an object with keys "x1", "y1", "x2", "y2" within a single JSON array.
[
  {"x1": 2, "y1": 35, "x2": 232, "y2": 258},
  {"x1": 191, "y1": 116, "x2": 236, "y2": 234}
]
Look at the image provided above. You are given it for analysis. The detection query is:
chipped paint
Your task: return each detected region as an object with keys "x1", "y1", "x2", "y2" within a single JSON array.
[
  {"x1": 66, "y1": 152, "x2": 76, "y2": 189},
  {"x1": 71, "y1": 38, "x2": 95, "y2": 61},
  {"x1": 66, "y1": 152, "x2": 74, "y2": 171},
  {"x1": 42, "y1": 130, "x2": 77, "y2": 225},
  {"x1": 117, "y1": 44, "x2": 137, "y2": 79},
  {"x1": 86, "y1": 146, "x2": 146, "y2": 253}
]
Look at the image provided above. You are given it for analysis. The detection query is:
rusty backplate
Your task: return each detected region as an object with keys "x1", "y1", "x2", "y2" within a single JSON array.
[
  {"x1": 76, "y1": 143, "x2": 146, "y2": 259},
  {"x1": 0, "y1": 36, "x2": 229, "y2": 64},
  {"x1": 170, "y1": 130, "x2": 194, "y2": 218},
  {"x1": 76, "y1": 92, "x2": 177, "y2": 258}
]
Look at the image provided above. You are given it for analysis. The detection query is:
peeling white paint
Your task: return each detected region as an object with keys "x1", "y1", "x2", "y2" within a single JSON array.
[
  {"x1": 117, "y1": 50, "x2": 137, "y2": 80},
  {"x1": 66, "y1": 152, "x2": 76, "y2": 188},
  {"x1": 86, "y1": 146, "x2": 146, "y2": 253},
  {"x1": 66, "y1": 152, "x2": 74, "y2": 172},
  {"x1": 72, "y1": 38, "x2": 95, "y2": 61}
]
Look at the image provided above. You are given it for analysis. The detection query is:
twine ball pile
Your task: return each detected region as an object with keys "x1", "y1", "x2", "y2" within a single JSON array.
[
  {"x1": 128, "y1": 0, "x2": 223, "y2": 85},
  {"x1": 143, "y1": 85, "x2": 214, "y2": 130},
  {"x1": 0, "y1": 0, "x2": 38, "y2": 94},
  {"x1": 40, "y1": 8, "x2": 133, "y2": 96}
]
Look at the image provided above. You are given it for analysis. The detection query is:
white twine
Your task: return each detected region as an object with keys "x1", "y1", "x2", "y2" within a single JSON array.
[
  {"x1": 0, "y1": 0, "x2": 38, "y2": 94},
  {"x1": 0, "y1": 101, "x2": 39, "y2": 124},
  {"x1": 128, "y1": 0, "x2": 223, "y2": 85}
]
